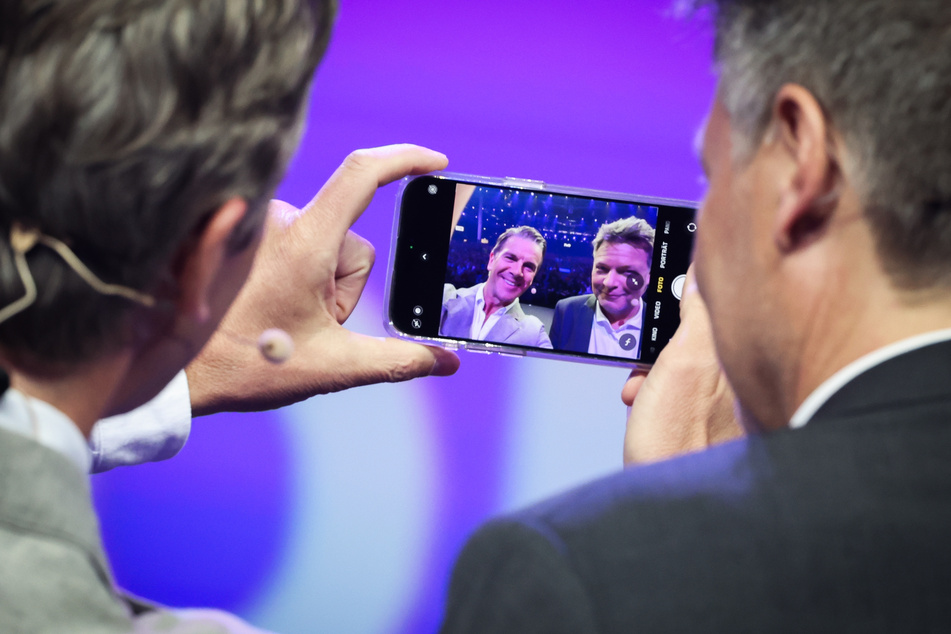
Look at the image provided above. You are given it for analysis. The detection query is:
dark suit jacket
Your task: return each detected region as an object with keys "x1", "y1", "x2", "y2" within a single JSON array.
[
  {"x1": 549, "y1": 295, "x2": 597, "y2": 353},
  {"x1": 441, "y1": 340, "x2": 951, "y2": 632}
]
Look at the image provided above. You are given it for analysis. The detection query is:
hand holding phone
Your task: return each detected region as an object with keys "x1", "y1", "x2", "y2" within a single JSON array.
[
  {"x1": 183, "y1": 146, "x2": 460, "y2": 417},
  {"x1": 622, "y1": 266, "x2": 744, "y2": 464},
  {"x1": 386, "y1": 172, "x2": 697, "y2": 368}
]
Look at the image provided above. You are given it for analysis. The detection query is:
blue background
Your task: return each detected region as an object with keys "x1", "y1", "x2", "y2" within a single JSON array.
[{"x1": 93, "y1": 1, "x2": 716, "y2": 632}]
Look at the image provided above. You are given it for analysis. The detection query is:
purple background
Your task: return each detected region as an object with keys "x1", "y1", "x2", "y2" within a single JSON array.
[{"x1": 93, "y1": 2, "x2": 716, "y2": 632}]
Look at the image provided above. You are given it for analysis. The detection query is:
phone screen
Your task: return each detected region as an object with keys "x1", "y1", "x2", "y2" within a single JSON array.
[{"x1": 388, "y1": 174, "x2": 695, "y2": 366}]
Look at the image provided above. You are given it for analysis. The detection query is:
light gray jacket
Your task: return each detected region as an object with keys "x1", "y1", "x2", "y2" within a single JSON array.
[
  {"x1": 440, "y1": 284, "x2": 552, "y2": 348},
  {"x1": 0, "y1": 427, "x2": 263, "y2": 633}
]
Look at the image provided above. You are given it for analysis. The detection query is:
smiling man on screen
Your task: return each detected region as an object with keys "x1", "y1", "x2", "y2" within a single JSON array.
[
  {"x1": 550, "y1": 217, "x2": 654, "y2": 359},
  {"x1": 440, "y1": 225, "x2": 553, "y2": 348}
]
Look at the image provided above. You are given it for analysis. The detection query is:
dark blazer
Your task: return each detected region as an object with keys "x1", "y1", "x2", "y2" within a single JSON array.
[
  {"x1": 549, "y1": 294, "x2": 597, "y2": 353},
  {"x1": 441, "y1": 340, "x2": 951, "y2": 633}
]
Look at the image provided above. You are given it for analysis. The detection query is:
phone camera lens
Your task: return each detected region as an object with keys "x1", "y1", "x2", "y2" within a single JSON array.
[
  {"x1": 427, "y1": 184, "x2": 438, "y2": 195},
  {"x1": 686, "y1": 222, "x2": 697, "y2": 233},
  {"x1": 413, "y1": 306, "x2": 423, "y2": 316},
  {"x1": 411, "y1": 318, "x2": 422, "y2": 329}
]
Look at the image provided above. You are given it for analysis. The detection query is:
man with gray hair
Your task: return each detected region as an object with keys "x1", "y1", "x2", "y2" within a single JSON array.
[
  {"x1": 441, "y1": 225, "x2": 553, "y2": 348},
  {"x1": 549, "y1": 217, "x2": 655, "y2": 359},
  {"x1": 0, "y1": 0, "x2": 458, "y2": 631},
  {"x1": 442, "y1": 0, "x2": 951, "y2": 630}
]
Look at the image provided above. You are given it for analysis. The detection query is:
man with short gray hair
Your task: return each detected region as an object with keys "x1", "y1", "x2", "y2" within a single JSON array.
[
  {"x1": 0, "y1": 1, "x2": 459, "y2": 632},
  {"x1": 442, "y1": 0, "x2": 951, "y2": 630},
  {"x1": 549, "y1": 217, "x2": 655, "y2": 359}
]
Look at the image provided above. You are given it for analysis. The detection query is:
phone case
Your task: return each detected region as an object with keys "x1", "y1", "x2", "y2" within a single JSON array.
[{"x1": 384, "y1": 171, "x2": 696, "y2": 369}]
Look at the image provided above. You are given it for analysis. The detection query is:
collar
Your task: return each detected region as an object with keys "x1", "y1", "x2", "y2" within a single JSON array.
[
  {"x1": 789, "y1": 328, "x2": 951, "y2": 428},
  {"x1": 0, "y1": 388, "x2": 92, "y2": 474},
  {"x1": 593, "y1": 298, "x2": 643, "y2": 330},
  {"x1": 476, "y1": 282, "x2": 517, "y2": 316}
]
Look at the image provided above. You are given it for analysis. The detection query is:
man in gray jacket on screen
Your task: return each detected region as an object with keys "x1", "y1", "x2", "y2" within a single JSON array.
[{"x1": 441, "y1": 225, "x2": 553, "y2": 348}]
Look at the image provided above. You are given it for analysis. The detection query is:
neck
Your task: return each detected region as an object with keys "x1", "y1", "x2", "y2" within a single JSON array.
[
  {"x1": 756, "y1": 222, "x2": 951, "y2": 430},
  {"x1": 8, "y1": 352, "x2": 133, "y2": 438},
  {"x1": 482, "y1": 286, "x2": 510, "y2": 318},
  {"x1": 604, "y1": 301, "x2": 639, "y2": 329},
  {"x1": 790, "y1": 285, "x2": 951, "y2": 419}
]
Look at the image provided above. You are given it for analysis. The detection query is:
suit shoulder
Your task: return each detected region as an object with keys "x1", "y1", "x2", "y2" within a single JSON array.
[
  {"x1": 444, "y1": 283, "x2": 480, "y2": 303},
  {"x1": 0, "y1": 528, "x2": 131, "y2": 632},
  {"x1": 512, "y1": 437, "x2": 758, "y2": 536},
  {"x1": 442, "y1": 519, "x2": 599, "y2": 633},
  {"x1": 554, "y1": 294, "x2": 595, "y2": 313},
  {"x1": 556, "y1": 294, "x2": 591, "y2": 307}
]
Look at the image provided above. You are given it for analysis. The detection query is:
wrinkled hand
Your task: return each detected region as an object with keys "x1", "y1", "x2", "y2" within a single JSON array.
[
  {"x1": 621, "y1": 267, "x2": 743, "y2": 465},
  {"x1": 186, "y1": 145, "x2": 460, "y2": 416}
]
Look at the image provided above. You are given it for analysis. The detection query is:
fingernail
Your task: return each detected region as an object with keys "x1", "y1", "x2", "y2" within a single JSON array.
[{"x1": 431, "y1": 351, "x2": 459, "y2": 376}]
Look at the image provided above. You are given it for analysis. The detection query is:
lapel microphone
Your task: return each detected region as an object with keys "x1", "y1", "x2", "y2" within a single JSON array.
[
  {"x1": 221, "y1": 328, "x2": 294, "y2": 364},
  {"x1": 256, "y1": 328, "x2": 294, "y2": 364}
]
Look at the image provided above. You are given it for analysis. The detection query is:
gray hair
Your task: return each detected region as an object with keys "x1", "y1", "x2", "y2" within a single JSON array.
[
  {"x1": 593, "y1": 217, "x2": 655, "y2": 258},
  {"x1": 696, "y1": 0, "x2": 951, "y2": 288},
  {"x1": 491, "y1": 226, "x2": 547, "y2": 259},
  {"x1": 0, "y1": 0, "x2": 336, "y2": 367}
]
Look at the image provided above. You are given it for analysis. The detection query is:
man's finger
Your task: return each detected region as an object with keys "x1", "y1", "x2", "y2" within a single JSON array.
[
  {"x1": 621, "y1": 371, "x2": 649, "y2": 407},
  {"x1": 305, "y1": 144, "x2": 449, "y2": 233},
  {"x1": 337, "y1": 333, "x2": 460, "y2": 386},
  {"x1": 334, "y1": 231, "x2": 376, "y2": 323}
]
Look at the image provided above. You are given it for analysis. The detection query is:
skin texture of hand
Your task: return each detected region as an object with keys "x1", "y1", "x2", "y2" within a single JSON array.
[
  {"x1": 186, "y1": 144, "x2": 460, "y2": 416},
  {"x1": 621, "y1": 268, "x2": 744, "y2": 465}
]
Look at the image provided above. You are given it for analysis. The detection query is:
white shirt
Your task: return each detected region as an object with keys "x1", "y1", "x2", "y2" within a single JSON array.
[
  {"x1": 588, "y1": 299, "x2": 644, "y2": 359},
  {"x1": 0, "y1": 387, "x2": 92, "y2": 474},
  {"x1": 789, "y1": 328, "x2": 951, "y2": 427},
  {"x1": 470, "y1": 282, "x2": 518, "y2": 340},
  {"x1": 89, "y1": 370, "x2": 192, "y2": 472},
  {"x1": 0, "y1": 370, "x2": 192, "y2": 474}
]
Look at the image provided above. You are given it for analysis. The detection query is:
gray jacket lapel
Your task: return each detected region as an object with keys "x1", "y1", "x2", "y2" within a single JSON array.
[
  {"x1": 0, "y1": 428, "x2": 114, "y2": 588},
  {"x1": 486, "y1": 303, "x2": 525, "y2": 342}
]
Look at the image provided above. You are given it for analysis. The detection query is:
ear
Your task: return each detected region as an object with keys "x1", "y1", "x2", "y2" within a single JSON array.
[
  {"x1": 770, "y1": 84, "x2": 841, "y2": 252},
  {"x1": 175, "y1": 197, "x2": 248, "y2": 323}
]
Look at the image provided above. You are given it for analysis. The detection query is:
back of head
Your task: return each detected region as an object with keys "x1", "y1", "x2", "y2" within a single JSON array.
[
  {"x1": 0, "y1": 0, "x2": 335, "y2": 369},
  {"x1": 702, "y1": 0, "x2": 951, "y2": 289}
]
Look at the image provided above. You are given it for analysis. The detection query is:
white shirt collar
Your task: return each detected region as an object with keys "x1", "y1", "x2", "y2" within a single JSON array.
[
  {"x1": 474, "y1": 282, "x2": 517, "y2": 316},
  {"x1": 593, "y1": 299, "x2": 643, "y2": 331},
  {"x1": 0, "y1": 388, "x2": 92, "y2": 474},
  {"x1": 789, "y1": 328, "x2": 951, "y2": 428}
]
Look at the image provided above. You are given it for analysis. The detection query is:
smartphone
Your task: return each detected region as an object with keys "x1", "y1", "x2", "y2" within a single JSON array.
[{"x1": 385, "y1": 172, "x2": 696, "y2": 368}]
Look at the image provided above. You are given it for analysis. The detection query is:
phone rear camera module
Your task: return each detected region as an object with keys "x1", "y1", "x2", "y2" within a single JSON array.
[
  {"x1": 413, "y1": 306, "x2": 424, "y2": 316},
  {"x1": 427, "y1": 184, "x2": 438, "y2": 195}
]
